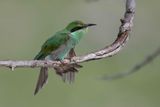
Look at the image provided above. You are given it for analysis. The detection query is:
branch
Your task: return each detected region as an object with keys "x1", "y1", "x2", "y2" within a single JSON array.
[
  {"x1": 102, "y1": 47, "x2": 160, "y2": 80},
  {"x1": 0, "y1": 0, "x2": 136, "y2": 70}
]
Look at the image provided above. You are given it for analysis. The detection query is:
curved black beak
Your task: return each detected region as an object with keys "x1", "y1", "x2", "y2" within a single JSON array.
[{"x1": 84, "y1": 23, "x2": 96, "y2": 28}]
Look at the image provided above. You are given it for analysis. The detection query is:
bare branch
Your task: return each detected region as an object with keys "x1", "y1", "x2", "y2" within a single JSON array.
[
  {"x1": 102, "y1": 47, "x2": 160, "y2": 80},
  {"x1": 0, "y1": 0, "x2": 135, "y2": 70}
]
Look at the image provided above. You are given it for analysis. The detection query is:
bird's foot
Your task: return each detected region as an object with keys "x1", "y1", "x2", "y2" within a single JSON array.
[
  {"x1": 54, "y1": 60, "x2": 68, "y2": 76},
  {"x1": 59, "y1": 59, "x2": 69, "y2": 65}
]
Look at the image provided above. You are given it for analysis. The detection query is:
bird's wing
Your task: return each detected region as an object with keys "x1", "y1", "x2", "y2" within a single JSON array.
[{"x1": 34, "y1": 31, "x2": 70, "y2": 60}]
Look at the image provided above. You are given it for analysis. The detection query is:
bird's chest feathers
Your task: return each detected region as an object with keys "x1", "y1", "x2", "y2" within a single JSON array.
[{"x1": 70, "y1": 28, "x2": 87, "y2": 44}]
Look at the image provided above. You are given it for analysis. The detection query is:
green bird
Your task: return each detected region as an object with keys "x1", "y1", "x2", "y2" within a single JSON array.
[{"x1": 34, "y1": 20, "x2": 96, "y2": 95}]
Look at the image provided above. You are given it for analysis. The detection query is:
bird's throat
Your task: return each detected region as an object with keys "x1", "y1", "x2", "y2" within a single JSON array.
[{"x1": 70, "y1": 28, "x2": 88, "y2": 42}]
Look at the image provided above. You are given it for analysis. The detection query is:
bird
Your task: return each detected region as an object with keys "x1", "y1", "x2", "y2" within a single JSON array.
[{"x1": 34, "y1": 20, "x2": 96, "y2": 95}]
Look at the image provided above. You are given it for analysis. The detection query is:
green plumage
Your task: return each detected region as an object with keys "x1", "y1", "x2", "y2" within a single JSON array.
[
  {"x1": 34, "y1": 30, "x2": 70, "y2": 60},
  {"x1": 34, "y1": 20, "x2": 96, "y2": 95}
]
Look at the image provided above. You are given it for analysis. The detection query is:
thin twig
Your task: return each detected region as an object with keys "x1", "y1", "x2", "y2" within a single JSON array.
[
  {"x1": 102, "y1": 47, "x2": 160, "y2": 80},
  {"x1": 0, "y1": 0, "x2": 135, "y2": 71}
]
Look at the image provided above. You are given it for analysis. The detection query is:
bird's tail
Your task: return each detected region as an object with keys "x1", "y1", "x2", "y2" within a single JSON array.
[
  {"x1": 54, "y1": 63, "x2": 82, "y2": 83},
  {"x1": 34, "y1": 67, "x2": 48, "y2": 95}
]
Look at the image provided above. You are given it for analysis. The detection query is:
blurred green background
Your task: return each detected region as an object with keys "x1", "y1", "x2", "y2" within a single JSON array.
[{"x1": 0, "y1": 0, "x2": 160, "y2": 107}]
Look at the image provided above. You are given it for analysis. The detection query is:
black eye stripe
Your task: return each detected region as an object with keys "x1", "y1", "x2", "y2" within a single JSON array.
[{"x1": 71, "y1": 26, "x2": 83, "y2": 32}]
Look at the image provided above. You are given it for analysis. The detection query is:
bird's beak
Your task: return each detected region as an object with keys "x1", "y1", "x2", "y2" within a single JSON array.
[{"x1": 84, "y1": 23, "x2": 96, "y2": 28}]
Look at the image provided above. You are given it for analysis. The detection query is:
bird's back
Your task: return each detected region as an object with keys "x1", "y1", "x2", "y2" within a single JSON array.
[{"x1": 34, "y1": 30, "x2": 70, "y2": 60}]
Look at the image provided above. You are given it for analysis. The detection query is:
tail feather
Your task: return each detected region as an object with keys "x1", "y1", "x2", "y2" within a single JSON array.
[
  {"x1": 66, "y1": 72, "x2": 75, "y2": 83},
  {"x1": 34, "y1": 67, "x2": 48, "y2": 95},
  {"x1": 54, "y1": 63, "x2": 82, "y2": 83},
  {"x1": 62, "y1": 71, "x2": 75, "y2": 83}
]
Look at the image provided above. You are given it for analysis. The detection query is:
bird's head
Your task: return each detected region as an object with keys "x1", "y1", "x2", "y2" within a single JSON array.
[{"x1": 66, "y1": 20, "x2": 96, "y2": 32}]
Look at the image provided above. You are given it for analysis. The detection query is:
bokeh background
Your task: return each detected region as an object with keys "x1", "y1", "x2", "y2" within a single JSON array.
[{"x1": 0, "y1": 0, "x2": 160, "y2": 107}]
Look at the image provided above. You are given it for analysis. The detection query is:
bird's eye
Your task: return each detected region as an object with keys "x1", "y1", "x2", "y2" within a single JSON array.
[{"x1": 71, "y1": 26, "x2": 83, "y2": 32}]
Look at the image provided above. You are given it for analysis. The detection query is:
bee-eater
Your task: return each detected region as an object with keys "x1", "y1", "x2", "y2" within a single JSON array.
[{"x1": 34, "y1": 20, "x2": 96, "y2": 95}]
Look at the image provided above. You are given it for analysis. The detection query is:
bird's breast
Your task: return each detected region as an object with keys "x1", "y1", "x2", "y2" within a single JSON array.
[{"x1": 70, "y1": 29, "x2": 87, "y2": 44}]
